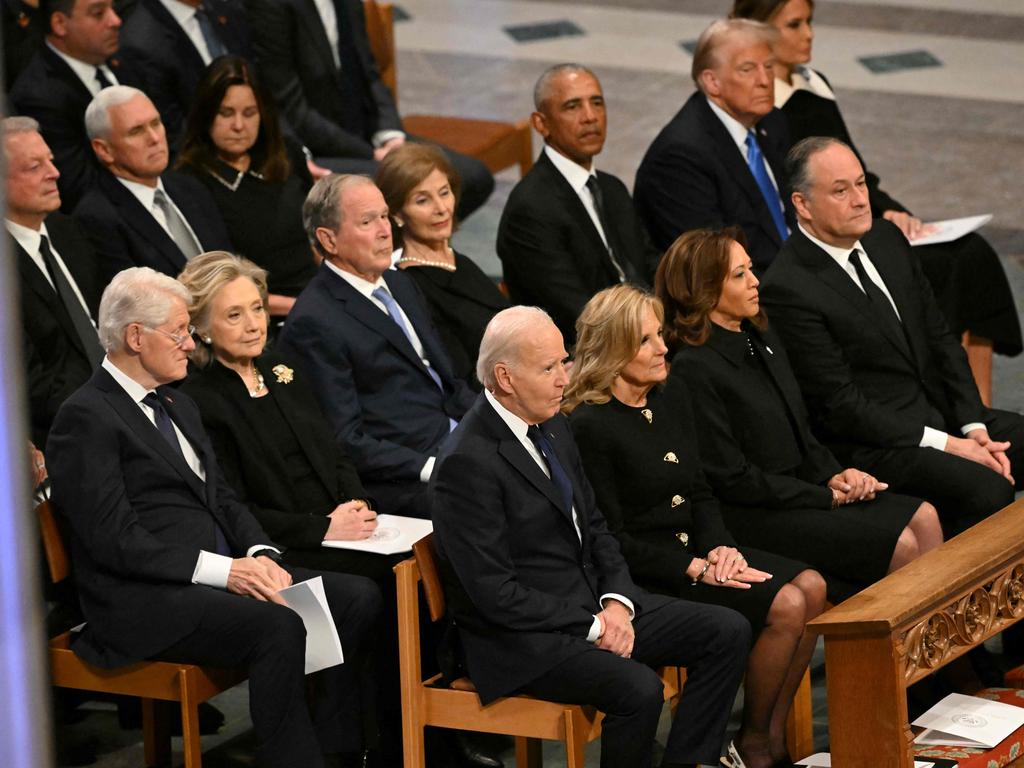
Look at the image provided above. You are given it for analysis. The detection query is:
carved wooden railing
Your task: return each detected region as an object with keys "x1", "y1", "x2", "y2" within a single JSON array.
[{"x1": 808, "y1": 497, "x2": 1024, "y2": 768}]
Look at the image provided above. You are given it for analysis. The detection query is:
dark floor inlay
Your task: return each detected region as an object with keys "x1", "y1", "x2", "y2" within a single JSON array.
[
  {"x1": 858, "y1": 50, "x2": 943, "y2": 74},
  {"x1": 504, "y1": 19, "x2": 584, "y2": 43},
  {"x1": 679, "y1": 39, "x2": 698, "y2": 55}
]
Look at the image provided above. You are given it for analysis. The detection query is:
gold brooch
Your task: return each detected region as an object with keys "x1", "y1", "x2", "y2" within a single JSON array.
[
  {"x1": 663, "y1": 452, "x2": 678, "y2": 463},
  {"x1": 675, "y1": 530, "x2": 688, "y2": 545},
  {"x1": 272, "y1": 364, "x2": 294, "y2": 384},
  {"x1": 672, "y1": 495, "x2": 685, "y2": 508},
  {"x1": 641, "y1": 408, "x2": 653, "y2": 424}
]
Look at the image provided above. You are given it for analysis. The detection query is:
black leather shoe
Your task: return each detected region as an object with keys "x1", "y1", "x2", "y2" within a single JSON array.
[{"x1": 447, "y1": 732, "x2": 504, "y2": 768}]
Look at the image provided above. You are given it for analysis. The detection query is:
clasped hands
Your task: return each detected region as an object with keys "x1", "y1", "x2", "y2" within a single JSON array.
[
  {"x1": 689, "y1": 547, "x2": 772, "y2": 590},
  {"x1": 827, "y1": 468, "x2": 888, "y2": 505},
  {"x1": 595, "y1": 599, "x2": 635, "y2": 658},
  {"x1": 947, "y1": 429, "x2": 1014, "y2": 484},
  {"x1": 227, "y1": 554, "x2": 292, "y2": 604},
  {"x1": 326, "y1": 500, "x2": 378, "y2": 541}
]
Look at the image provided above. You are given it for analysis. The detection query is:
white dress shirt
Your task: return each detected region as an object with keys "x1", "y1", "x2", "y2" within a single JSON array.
[
  {"x1": 46, "y1": 42, "x2": 118, "y2": 97},
  {"x1": 483, "y1": 389, "x2": 635, "y2": 642},
  {"x1": 799, "y1": 224, "x2": 984, "y2": 447},
  {"x1": 6, "y1": 219, "x2": 95, "y2": 325},
  {"x1": 101, "y1": 357, "x2": 277, "y2": 587},
  {"x1": 543, "y1": 144, "x2": 614, "y2": 255},
  {"x1": 116, "y1": 176, "x2": 204, "y2": 248},
  {"x1": 706, "y1": 96, "x2": 782, "y2": 196},
  {"x1": 156, "y1": 0, "x2": 215, "y2": 65}
]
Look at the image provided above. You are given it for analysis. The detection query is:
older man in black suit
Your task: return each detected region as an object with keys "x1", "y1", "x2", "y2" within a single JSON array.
[
  {"x1": 761, "y1": 137, "x2": 1024, "y2": 537},
  {"x1": 4, "y1": 116, "x2": 104, "y2": 448},
  {"x1": 9, "y1": 0, "x2": 144, "y2": 211},
  {"x1": 277, "y1": 174, "x2": 476, "y2": 519},
  {"x1": 74, "y1": 86, "x2": 233, "y2": 281},
  {"x1": 497, "y1": 64, "x2": 661, "y2": 344},
  {"x1": 634, "y1": 19, "x2": 793, "y2": 271},
  {"x1": 46, "y1": 266, "x2": 382, "y2": 767},
  {"x1": 432, "y1": 306, "x2": 750, "y2": 768}
]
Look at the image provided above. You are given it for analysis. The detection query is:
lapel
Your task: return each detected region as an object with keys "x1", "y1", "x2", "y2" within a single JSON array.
[
  {"x1": 161, "y1": 389, "x2": 220, "y2": 509},
  {"x1": 13, "y1": 234, "x2": 90, "y2": 359},
  {"x1": 745, "y1": 326, "x2": 811, "y2": 451},
  {"x1": 301, "y1": 0, "x2": 344, "y2": 88},
  {"x1": 861, "y1": 228, "x2": 928, "y2": 371},
  {"x1": 40, "y1": 46, "x2": 92, "y2": 104},
  {"x1": 142, "y1": 0, "x2": 205, "y2": 75},
  {"x1": 99, "y1": 172, "x2": 187, "y2": 274},
  {"x1": 384, "y1": 270, "x2": 454, "y2": 383}
]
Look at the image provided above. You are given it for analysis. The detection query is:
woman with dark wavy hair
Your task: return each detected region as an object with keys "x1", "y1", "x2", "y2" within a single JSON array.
[{"x1": 178, "y1": 55, "x2": 316, "y2": 319}]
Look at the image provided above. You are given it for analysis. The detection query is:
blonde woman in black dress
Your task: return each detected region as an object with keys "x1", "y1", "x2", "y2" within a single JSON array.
[{"x1": 565, "y1": 284, "x2": 825, "y2": 768}]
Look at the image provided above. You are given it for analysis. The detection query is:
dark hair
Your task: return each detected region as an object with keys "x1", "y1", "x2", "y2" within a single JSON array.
[
  {"x1": 42, "y1": 0, "x2": 76, "y2": 28},
  {"x1": 786, "y1": 136, "x2": 850, "y2": 197},
  {"x1": 375, "y1": 142, "x2": 460, "y2": 248},
  {"x1": 177, "y1": 55, "x2": 290, "y2": 183},
  {"x1": 655, "y1": 227, "x2": 765, "y2": 352},
  {"x1": 730, "y1": 0, "x2": 815, "y2": 22}
]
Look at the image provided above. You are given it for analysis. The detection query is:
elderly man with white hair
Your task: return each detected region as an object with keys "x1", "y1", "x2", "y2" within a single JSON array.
[
  {"x1": 46, "y1": 266, "x2": 383, "y2": 767},
  {"x1": 74, "y1": 85, "x2": 232, "y2": 280},
  {"x1": 431, "y1": 306, "x2": 751, "y2": 768}
]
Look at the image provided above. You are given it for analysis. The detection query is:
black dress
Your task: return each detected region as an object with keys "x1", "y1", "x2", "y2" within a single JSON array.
[
  {"x1": 569, "y1": 379, "x2": 809, "y2": 635},
  {"x1": 182, "y1": 144, "x2": 318, "y2": 299},
  {"x1": 675, "y1": 322, "x2": 920, "y2": 601},
  {"x1": 779, "y1": 69, "x2": 1021, "y2": 356},
  {"x1": 396, "y1": 251, "x2": 509, "y2": 386}
]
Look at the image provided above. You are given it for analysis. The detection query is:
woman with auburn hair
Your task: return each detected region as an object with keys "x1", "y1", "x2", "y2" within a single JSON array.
[
  {"x1": 565, "y1": 283, "x2": 825, "y2": 768},
  {"x1": 730, "y1": 0, "x2": 1020, "y2": 405},
  {"x1": 178, "y1": 56, "x2": 318, "y2": 320},
  {"x1": 657, "y1": 228, "x2": 942, "y2": 601}
]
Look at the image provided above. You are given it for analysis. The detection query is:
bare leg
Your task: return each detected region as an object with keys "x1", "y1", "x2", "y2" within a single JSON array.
[
  {"x1": 905, "y1": 502, "x2": 943, "y2": 555},
  {"x1": 963, "y1": 331, "x2": 993, "y2": 407},
  {"x1": 887, "y1": 526, "x2": 921, "y2": 573}
]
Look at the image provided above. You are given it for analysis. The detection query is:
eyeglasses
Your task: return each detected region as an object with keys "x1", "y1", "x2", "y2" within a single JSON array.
[{"x1": 139, "y1": 324, "x2": 196, "y2": 348}]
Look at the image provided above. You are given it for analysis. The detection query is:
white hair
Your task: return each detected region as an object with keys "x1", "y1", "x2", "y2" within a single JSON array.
[
  {"x1": 476, "y1": 306, "x2": 554, "y2": 389},
  {"x1": 99, "y1": 267, "x2": 191, "y2": 353},
  {"x1": 84, "y1": 85, "x2": 149, "y2": 140}
]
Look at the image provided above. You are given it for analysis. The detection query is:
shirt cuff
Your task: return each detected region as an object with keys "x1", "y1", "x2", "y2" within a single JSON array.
[
  {"x1": 961, "y1": 423, "x2": 986, "y2": 436},
  {"x1": 191, "y1": 550, "x2": 232, "y2": 589},
  {"x1": 586, "y1": 615, "x2": 603, "y2": 643},
  {"x1": 601, "y1": 593, "x2": 636, "y2": 618},
  {"x1": 920, "y1": 426, "x2": 948, "y2": 450},
  {"x1": 420, "y1": 457, "x2": 436, "y2": 484},
  {"x1": 247, "y1": 545, "x2": 282, "y2": 558},
  {"x1": 372, "y1": 129, "x2": 405, "y2": 147}
]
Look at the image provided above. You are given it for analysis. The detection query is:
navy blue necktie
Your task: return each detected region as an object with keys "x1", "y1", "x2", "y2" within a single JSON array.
[
  {"x1": 143, "y1": 392, "x2": 230, "y2": 555},
  {"x1": 527, "y1": 425, "x2": 574, "y2": 514},
  {"x1": 195, "y1": 6, "x2": 228, "y2": 59},
  {"x1": 745, "y1": 130, "x2": 788, "y2": 240}
]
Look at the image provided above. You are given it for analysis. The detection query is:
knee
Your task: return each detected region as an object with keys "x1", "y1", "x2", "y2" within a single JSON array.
[
  {"x1": 793, "y1": 569, "x2": 827, "y2": 613},
  {"x1": 766, "y1": 584, "x2": 807, "y2": 635},
  {"x1": 912, "y1": 501, "x2": 941, "y2": 531},
  {"x1": 894, "y1": 527, "x2": 921, "y2": 563},
  {"x1": 620, "y1": 666, "x2": 666, "y2": 717},
  {"x1": 261, "y1": 603, "x2": 307, "y2": 656},
  {"x1": 710, "y1": 605, "x2": 753, "y2": 657},
  {"x1": 965, "y1": 476, "x2": 1015, "y2": 520}
]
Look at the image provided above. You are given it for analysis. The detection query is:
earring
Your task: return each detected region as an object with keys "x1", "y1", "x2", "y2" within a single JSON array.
[
  {"x1": 394, "y1": 220, "x2": 403, "y2": 228},
  {"x1": 203, "y1": 336, "x2": 212, "y2": 344}
]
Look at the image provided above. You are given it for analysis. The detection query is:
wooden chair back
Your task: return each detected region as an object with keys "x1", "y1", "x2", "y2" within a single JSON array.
[
  {"x1": 411, "y1": 534, "x2": 445, "y2": 622},
  {"x1": 37, "y1": 499, "x2": 69, "y2": 584},
  {"x1": 364, "y1": 0, "x2": 397, "y2": 102}
]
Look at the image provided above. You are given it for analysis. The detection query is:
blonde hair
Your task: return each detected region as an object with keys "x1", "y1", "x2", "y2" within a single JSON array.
[
  {"x1": 177, "y1": 251, "x2": 269, "y2": 368},
  {"x1": 562, "y1": 285, "x2": 664, "y2": 414}
]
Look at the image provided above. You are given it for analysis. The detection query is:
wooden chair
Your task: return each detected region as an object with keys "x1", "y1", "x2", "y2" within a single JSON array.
[
  {"x1": 363, "y1": 0, "x2": 534, "y2": 177},
  {"x1": 38, "y1": 500, "x2": 246, "y2": 768},
  {"x1": 395, "y1": 534, "x2": 682, "y2": 768}
]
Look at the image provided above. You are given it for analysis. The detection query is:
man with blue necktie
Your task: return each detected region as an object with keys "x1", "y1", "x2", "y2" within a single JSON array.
[{"x1": 634, "y1": 18, "x2": 794, "y2": 272}]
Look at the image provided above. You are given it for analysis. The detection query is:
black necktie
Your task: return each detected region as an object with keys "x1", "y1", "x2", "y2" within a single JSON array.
[
  {"x1": 142, "y1": 392, "x2": 230, "y2": 555},
  {"x1": 39, "y1": 235, "x2": 104, "y2": 368},
  {"x1": 585, "y1": 176, "x2": 635, "y2": 284},
  {"x1": 848, "y1": 249, "x2": 901, "y2": 328},
  {"x1": 94, "y1": 66, "x2": 113, "y2": 89},
  {"x1": 527, "y1": 425, "x2": 574, "y2": 515}
]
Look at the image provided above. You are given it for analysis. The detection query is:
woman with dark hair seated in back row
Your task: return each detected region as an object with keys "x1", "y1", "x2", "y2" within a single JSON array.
[
  {"x1": 658, "y1": 228, "x2": 943, "y2": 603},
  {"x1": 177, "y1": 56, "x2": 318, "y2": 321}
]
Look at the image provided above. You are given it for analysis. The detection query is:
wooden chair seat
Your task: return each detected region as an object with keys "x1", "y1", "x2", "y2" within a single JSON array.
[{"x1": 402, "y1": 115, "x2": 534, "y2": 176}]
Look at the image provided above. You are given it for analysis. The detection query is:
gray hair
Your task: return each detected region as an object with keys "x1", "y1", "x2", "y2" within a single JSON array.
[
  {"x1": 691, "y1": 18, "x2": 778, "y2": 91},
  {"x1": 786, "y1": 136, "x2": 852, "y2": 197},
  {"x1": 99, "y1": 267, "x2": 191, "y2": 353},
  {"x1": 84, "y1": 85, "x2": 148, "y2": 140},
  {"x1": 302, "y1": 173, "x2": 376, "y2": 256},
  {"x1": 476, "y1": 306, "x2": 555, "y2": 389},
  {"x1": 533, "y1": 63, "x2": 599, "y2": 112},
  {"x1": 1, "y1": 116, "x2": 40, "y2": 141}
]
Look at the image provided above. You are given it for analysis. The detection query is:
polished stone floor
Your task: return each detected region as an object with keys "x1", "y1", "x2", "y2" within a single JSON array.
[{"x1": 58, "y1": 0, "x2": 1024, "y2": 764}]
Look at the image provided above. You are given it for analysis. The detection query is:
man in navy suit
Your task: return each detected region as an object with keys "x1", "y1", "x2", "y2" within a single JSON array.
[
  {"x1": 74, "y1": 86, "x2": 233, "y2": 281},
  {"x1": 277, "y1": 174, "x2": 476, "y2": 518},
  {"x1": 46, "y1": 266, "x2": 381, "y2": 767},
  {"x1": 432, "y1": 307, "x2": 749, "y2": 768}
]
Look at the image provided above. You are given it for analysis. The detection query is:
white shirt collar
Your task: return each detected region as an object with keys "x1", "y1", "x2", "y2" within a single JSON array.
[
  {"x1": 102, "y1": 355, "x2": 154, "y2": 404},
  {"x1": 544, "y1": 144, "x2": 597, "y2": 195},
  {"x1": 706, "y1": 96, "x2": 753, "y2": 156},
  {"x1": 116, "y1": 176, "x2": 168, "y2": 213},
  {"x1": 46, "y1": 41, "x2": 115, "y2": 96},
  {"x1": 798, "y1": 223, "x2": 864, "y2": 267},
  {"x1": 774, "y1": 66, "x2": 835, "y2": 109},
  {"x1": 157, "y1": 0, "x2": 198, "y2": 27},
  {"x1": 484, "y1": 388, "x2": 533, "y2": 441},
  {"x1": 324, "y1": 258, "x2": 386, "y2": 300},
  {"x1": 5, "y1": 218, "x2": 46, "y2": 256}
]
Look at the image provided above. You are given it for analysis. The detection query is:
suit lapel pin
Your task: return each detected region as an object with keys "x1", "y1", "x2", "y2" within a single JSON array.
[
  {"x1": 663, "y1": 452, "x2": 678, "y2": 464},
  {"x1": 163, "y1": 394, "x2": 174, "y2": 404},
  {"x1": 672, "y1": 495, "x2": 685, "y2": 508},
  {"x1": 766, "y1": 345, "x2": 773, "y2": 355},
  {"x1": 641, "y1": 408, "x2": 653, "y2": 424}
]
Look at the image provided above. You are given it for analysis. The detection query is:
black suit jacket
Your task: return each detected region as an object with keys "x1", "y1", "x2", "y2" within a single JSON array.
[
  {"x1": 15, "y1": 213, "x2": 105, "y2": 447},
  {"x1": 432, "y1": 394, "x2": 666, "y2": 703},
  {"x1": 2, "y1": 0, "x2": 43, "y2": 91},
  {"x1": 760, "y1": 221, "x2": 986, "y2": 460},
  {"x1": 180, "y1": 353, "x2": 368, "y2": 549},
  {"x1": 497, "y1": 150, "x2": 661, "y2": 343},
  {"x1": 46, "y1": 366, "x2": 272, "y2": 668},
  {"x1": 73, "y1": 169, "x2": 233, "y2": 280},
  {"x1": 120, "y1": 0, "x2": 252, "y2": 146},
  {"x1": 634, "y1": 92, "x2": 794, "y2": 272},
  {"x1": 246, "y1": 0, "x2": 401, "y2": 158},
  {"x1": 277, "y1": 265, "x2": 475, "y2": 512},
  {"x1": 10, "y1": 45, "x2": 145, "y2": 212},
  {"x1": 675, "y1": 323, "x2": 840, "y2": 510}
]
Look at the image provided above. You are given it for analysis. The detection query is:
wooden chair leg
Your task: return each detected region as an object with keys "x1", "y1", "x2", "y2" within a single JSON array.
[
  {"x1": 179, "y1": 670, "x2": 203, "y2": 768},
  {"x1": 563, "y1": 709, "x2": 586, "y2": 768},
  {"x1": 785, "y1": 667, "x2": 814, "y2": 760},
  {"x1": 142, "y1": 698, "x2": 171, "y2": 768},
  {"x1": 515, "y1": 735, "x2": 543, "y2": 768}
]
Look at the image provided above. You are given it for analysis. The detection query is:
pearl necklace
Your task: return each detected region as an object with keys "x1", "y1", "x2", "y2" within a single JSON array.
[
  {"x1": 397, "y1": 249, "x2": 457, "y2": 272},
  {"x1": 248, "y1": 363, "x2": 265, "y2": 398}
]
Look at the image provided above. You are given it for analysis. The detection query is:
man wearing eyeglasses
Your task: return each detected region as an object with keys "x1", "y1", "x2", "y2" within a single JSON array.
[{"x1": 46, "y1": 265, "x2": 383, "y2": 767}]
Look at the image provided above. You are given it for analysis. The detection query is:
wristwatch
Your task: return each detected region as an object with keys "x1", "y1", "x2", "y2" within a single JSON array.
[{"x1": 251, "y1": 548, "x2": 283, "y2": 563}]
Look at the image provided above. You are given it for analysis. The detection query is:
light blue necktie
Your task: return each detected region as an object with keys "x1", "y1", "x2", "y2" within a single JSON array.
[{"x1": 745, "y1": 130, "x2": 789, "y2": 240}]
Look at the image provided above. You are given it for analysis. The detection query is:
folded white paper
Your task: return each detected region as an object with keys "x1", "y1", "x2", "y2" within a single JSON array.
[
  {"x1": 796, "y1": 753, "x2": 933, "y2": 767},
  {"x1": 278, "y1": 576, "x2": 344, "y2": 674},
  {"x1": 321, "y1": 514, "x2": 433, "y2": 555},
  {"x1": 913, "y1": 692, "x2": 1024, "y2": 748},
  {"x1": 910, "y1": 214, "x2": 992, "y2": 247}
]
